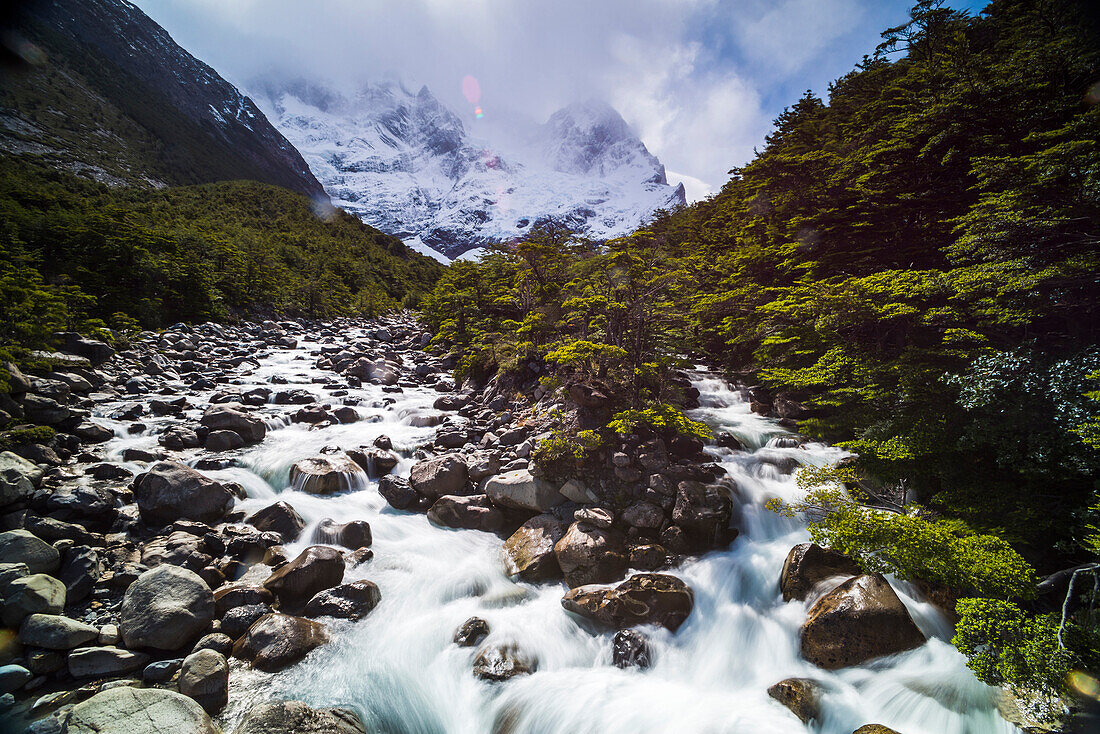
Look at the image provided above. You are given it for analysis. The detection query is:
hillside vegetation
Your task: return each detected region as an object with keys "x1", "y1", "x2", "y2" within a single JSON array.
[{"x1": 421, "y1": 0, "x2": 1099, "y2": 709}]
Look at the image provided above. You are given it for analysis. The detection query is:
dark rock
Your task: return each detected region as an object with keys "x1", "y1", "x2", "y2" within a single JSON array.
[
  {"x1": 427, "y1": 494, "x2": 504, "y2": 532},
  {"x1": 313, "y1": 518, "x2": 372, "y2": 549},
  {"x1": 768, "y1": 678, "x2": 823, "y2": 723},
  {"x1": 503, "y1": 514, "x2": 566, "y2": 581},
  {"x1": 191, "y1": 632, "x2": 234, "y2": 658},
  {"x1": 221, "y1": 603, "x2": 271, "y2": 640},
  {"x1": 160, "y1": 427, "x2": 203, "y2": 450},
  {"x1": 378, "y1": 475, "x2": 418, "y2": 510},
  {"x1": 133, "y1": 462, "x2": 235, "y2": 525},
  {"x1": 303, "y1": 580, "x2": 381, "y2": 620},
  {"x1": 232, "y1": 613, "x2": 329, "y2": 672},
  {"x1": 780, "y1": 543, "x2": 861, "y2": 602},
  {"x1": 232, "y1": 700, "x2": 366, "y2": 734},
  {"x1": 410, "y1": 455, "x2": 468, "y2": 499},
  {"x1": 562, "y1": 573, "x2": 694, "y2": 632},
  {"x1": 262, "y1": 545, "x2": 345, "y2": 612},
  {"x1": 472, "y1": 644, "x2": 535, "y2": 681},
  {"x1": 672, "y1": 480, "x2": 732, "y2": 549},
  {"x1": 200, "y1": 404, "x2": 266, "y2": 444},
  {"x1": 554, "y1": 521, "x2": 627, "y2": 588},
  {"x1": 245, "y1": 501, "x2": 305, "y2": 543},
  {"x1": 453, "y1": 616, "x2": 490, "y2": 647},
  {"x1": 288, "y1": 455, "x2": 364, "y2": 495},
  {"x1": 205, "y1": 430, "x2": 244, "y2": 452},
  {"x1": 612, "y1": 629, "x2": 651, "y2": 669}
]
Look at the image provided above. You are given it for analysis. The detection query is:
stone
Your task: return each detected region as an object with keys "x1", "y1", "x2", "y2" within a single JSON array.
[
  {"x1": 213, "y1": 583, "x2": 275, "y2": 616},
  {"x1": 245, "y1": 501, "x2": 305, "y2": 542},
  {"x1": 485, "y1": 470, "x2": 565, "y2": 512},
  {"x1": 2, "y1": 573, "x2": 65, "y2": 626},
  {"x1": 178, "y1": 649, "x2": 229, "y2": 714},
  {"x1": 503, "y1": 514, "x2": 566, "y2": 581},
  {"x1": 767, "y1": 677, "x2": 823, "y2": 723},
  {"x1": 22, "y1": 394, "x2": 70, "y2": 424},
  {"x1": 205, "y1": 430, "x2": 244, "y2": 452},
  {"x1": 67, "y1": 646, "x2": 150, "y2": 678},
  {"x1": 0, "y1": 664, "x2": 31, "y2": 694},
  {"x1": 1, "y1": 451, "x2": 43, "y2": 506},
  {"x1": 191, "y1": 633, "x2": 234, "y2": 659},
  {"x1": 852, "y1": 727, "x2": 902, "y2": 734},
  {"x1": 303, "y1": 580, "x2": 381, "y2": 620},
  {"x1": 288, "y1": 455, "x2": 364, "y2": 495},
  {"x1": 780, "y1": 542, "x2": 862, "y2": 602},
  {"x1": 672, "y1": 480, "x2": 733, "y2": 549},
  {"x1": 74, "y1": 422, "x2": 114, "y2": 443},
  {"x1": 19, "y1": 614, "x2": 99, "y2": 649},
  {"x1": 612, "y1": 629, "x2": 651, "y2": 669},
  {"x1": 409, "y1": 455, "x2": 468, "y2": 499},
  {"x1": 98, "y1": 623, "x2": 120, "y2": 645},
  {"x1": 56, "y1": 333, "x2": 114, "y2": 365},
  {"x1": 160, "y1": 427, "x2": 202, "y2": 450},
  {"x1": 622, "y1": 501, "x2": 665, "y2": 530},
  {"x1": 453, "y1": 617, "x2": 490, "y2": 647},
  {"x1": 133, "y1": 462, "x2": 235, "y2": 526},
  {"x1": 433, "y1": 394, "x2": 470, "y2": 411},
  {"x1": 472, "y1": 644, "x2": 535, "y2": 681},
  {"x1": 143, "y1": 658, "x2": 183, "y2": 683},
  {"x1": 427, "y1": 494, "x2": 504, "y2": 532},
  {"x1": 232, "y1": 613, "x2": 329, "y2": 672},
  {"x1": 574, "y1": 507, "x2": 613, "y2": 529},
  {"x1": 0, "y1": 529, "x2": 60, "y2": 574},
  {"x1": 232, "y1": 700, "x2": 367, "y2": 734},
  {"x1": 554, "y1": 521, "x2": 627, "y2": 588},
  {"x1": 559, "y1": 478, "x2": 598, "y2": 504},
  {"x1": 378, "y1": 475, "x2": 419, "y2": 510},
  {"x1": 800, "y1": 573, "x2": 926, "y2": 669},
  {"x1": 64, "y1": 686, "x2": 216, "y2": 734},
  {"x1": 199, "y1": 404, "x2": 266, "y2": 444},
  {"x1": 221, "y1": 604, "x2": 271, "y2": 640},
  {"x1": 562, "y1": 573, "x2": 694, "y2": 632},
  {"x1": 263, "y1": 545, "x2": 345, "y2": 611},
  {"x1": 120, "y1": 565, "x2": 215, "y2": 651},
  {"x1": 628, "y1": 544, "x2": 668, "y2": 571},
  {"x1": 313, "y1": 519, "x2": 372, "y2": 549}
]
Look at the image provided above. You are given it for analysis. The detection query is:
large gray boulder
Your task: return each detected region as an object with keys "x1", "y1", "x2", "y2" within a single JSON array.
[
  {"x1": 503, "y1": 514, "x2": 566, "y2": 581},
  {"x1": 289, "y1": 455, "x2": 364, "y2": 495},
  {"x1": 232, "y1": 700, "x2": 367, "y2": 734},
  {"x1": 178, "y1": 649, "x2": 229, "y2": 714},
  {"x1": 263, "y1": 545, "x2": 345, "y2": 612},
  {"x1": 409, "y1": 455, "x2": 468, "y2": 499},
  {"x1": 63, "y1": 686, "x2": 217, "y2": 734},
  {"x1": 2, "y1": 573, "x2": 65, "y2": 626},
  {"x1": 484, "y1": 470, "x2": 565, "y2": 512},
  {"x1": 133, "y1": 462, "x2": 235, "y2": 525},
  {"x1": 0, "y1": 529, "x2": 60, "y2": 574},
  {"x1": 232, "y1": 613, "x2": 329, "y2": 672},
  {"x1": 554, "y1": 521, "x2": 627, "y2": 588},
  {"x1": 427, "y1": 494, "x2": 503, "y2": 532},
  {"x1": 20, "y1": 613, "x2": 99, "y2": 649},
  {"x1": 780, "y1": 543, "x2": 861, "y2": 602},
  {"x1": 120, "y1": 565, "x2": 215, "y2": 651},
  {"x1": 199, "y1": 404, "x2": 266, "y2": 444},
  {"x1": 67, "y1": 646, "x2": 149, "y2": 678},
  {"x1": 0, "y1": 451, "x2": 43, "y2": 506}
]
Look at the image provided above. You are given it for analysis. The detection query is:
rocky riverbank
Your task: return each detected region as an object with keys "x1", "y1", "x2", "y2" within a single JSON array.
[{"x1": 0, "y1": 316, "x2": 980, "y2": 733}]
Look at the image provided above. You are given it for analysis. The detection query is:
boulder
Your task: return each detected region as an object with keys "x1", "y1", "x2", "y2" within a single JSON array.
[
  {"x1": 622, "y1": 501, "x2": 665, "y2": 530},
  {"x1": 232, "y1": 700, "x2": 367, "y2": 734},
  {"x1": 0, "y1": 663, "x2": 31, "y2": 694},
  {"x1": 800, "y1": 573, "x2": 926, "y2": 669},
  {"x1": 0, "y1": 451, "x2": 43, "y2": 506},
  {"x1": 213, "y1": 583, "x2": 274, "y2": 616},
  {"x1": 780, "y1": 543, "x2": 862, "y2": 602},
  {"x1": 503, "y1": 514, "x2": 566, "y2": 581},
  {"x1": 0, "y1": 529, "x2": 60, "y2": 574},
  {"x1": 672, "y1": 480, "x2": 733, "y2": 548},
  {"x1": 205, "y1": 430, "x2": 244, "y2": 452},
  {"x1": 263, "y1": 545, "x2": 345, "y2": 611},
  {"x1": 485, "y1": 470, "x2": 565, "y2": 512},
  {"x1": 767, "y1": 677, "x2": 823, "y2": 723},
  {"x1": 19, "y1": 613, "x2": 99, "y2": 649},
  {"x1": 178, "y1": 649, "x2": 229, "y2": 714},
  {"x1": 562, "y1": 573, "x2": 694, "y2": 632},
  {"x1": 612, "y1": 628, "x2": 651, "y2": 669},
  {"x1": 232, "y1": 613, "x2": 329, "y2": 672},
  {"x1": 67, "y1": 646, "x2": 150, "y2": 678},
  {"x1": 303, "y1": 580, "x2": 381, "y2": 620},
  {"x1": 410, "y1": 455, "x2": 468, "y2": 499},
  {"x1": 133, "y1": 462, "x2": 235, "y2": 525},
  {"x1": 378, "y1": 474, "x2": 418, "y2": 510},
  {"x1": 554, "y1": 521, "x2": 627, "y2": 588},
  {"x1": 852, "y1": 727, "x2": 902, "y2": 734},
  {"x1": 2, "y1": 573, "x2": 65, "y2": 626},
  {"x1": 245, "y1": 501, "x2": 305, "y2": 542},
  {"x1": 22, "y1": 394, "x2": 70, "y2": 424},
  {"x1": 56, "y1": 332, "x2": 114, "y2": 365},
  {"x1": 120, "y1": 565, "x2": 215, "y2": 651},
  {"x1": 472, "y1": 644, "x2": 536, "y2": 681},
  {"x1": 64, "y1": 686, "x2": 216, "y2": 734},
  {"x1": 192, "y1": 632, "x2": 234, "y2": 658},
  {"x1": 313, "y1": 518, "x2": 372, "y2": 549},
  {"x1": 160, "y1": 427, "x2": 202, "y2": 450},
  {"x1": 199, "y1": 404, "x2": 266, "y2": 444},
  {"x1": 289, "y1": 455, "x2": 364, "y2": 495},
  {"x1": 221, "y1": 604, "x2": 271, "y2": 640},
  {"x1": 427, "y1": 494, "x2": 504, "y2": 532},
  {"x1": 453, "y1": 617, "x2": 490, "y2": 647}
]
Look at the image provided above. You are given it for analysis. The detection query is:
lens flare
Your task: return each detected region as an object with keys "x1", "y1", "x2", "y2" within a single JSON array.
[
  {"x1": 461, "y1": 75, "x2": 481, "y2": 104},
  {"x1": 475, "y1": 107, "x2": 483, "y2": 119}
]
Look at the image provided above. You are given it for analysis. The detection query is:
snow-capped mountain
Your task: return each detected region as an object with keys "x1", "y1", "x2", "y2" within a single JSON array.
[{"x1": 251, "y1": 80, "x2": 686, "y2": 259}]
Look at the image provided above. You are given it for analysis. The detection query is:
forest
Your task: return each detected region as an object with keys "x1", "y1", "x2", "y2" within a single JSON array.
[{"x1": 419, "y1": 0, "x2": 1100, "y2": 708}]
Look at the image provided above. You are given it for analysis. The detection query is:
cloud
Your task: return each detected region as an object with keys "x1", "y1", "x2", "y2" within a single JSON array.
[{"x1": 133, "y1": 0, "x2": 926, "y2": 191}]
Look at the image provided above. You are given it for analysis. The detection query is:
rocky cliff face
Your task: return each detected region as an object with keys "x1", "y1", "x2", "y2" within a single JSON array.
[
  {"x1": 1, "y1": 0, "x2": 325, "y2": 198},
  {"x1": 253, "y1": 80, "x2": 686, "y2": 259}
]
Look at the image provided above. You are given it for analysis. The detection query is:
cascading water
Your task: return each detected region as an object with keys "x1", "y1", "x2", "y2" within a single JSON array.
[{"x1": 96, "y1": 337, "x2": 1019, "y2": 734}]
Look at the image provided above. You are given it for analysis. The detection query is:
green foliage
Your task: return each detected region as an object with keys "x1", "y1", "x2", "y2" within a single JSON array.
[
  {"x1": 606, "y1": 404, "x2": 713, "y2": 441},
  {"x1": 0, "y1": 425, "x2": 56, "y2": 451},
  {"x1": 532, "y1": 429, "x2": 604, "y2": 466}
]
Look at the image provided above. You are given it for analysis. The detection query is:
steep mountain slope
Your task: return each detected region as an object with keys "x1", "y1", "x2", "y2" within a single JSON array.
[
  {"x1": 254, "y1": 80, "x2": 686, "y2": 258},
  {"x1": 0, "y1": 0, "x2": 324, "y2": 198}
]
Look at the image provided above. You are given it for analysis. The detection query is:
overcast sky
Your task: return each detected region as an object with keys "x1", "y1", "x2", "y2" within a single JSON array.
[{"x1": 133, "y1": 0, "x2": 985, "y2": 201}]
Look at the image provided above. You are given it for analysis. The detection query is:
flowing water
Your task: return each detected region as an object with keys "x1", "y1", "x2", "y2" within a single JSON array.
[{"x1": 95, "y1": 335, "x2": 1019, "y2": 734}]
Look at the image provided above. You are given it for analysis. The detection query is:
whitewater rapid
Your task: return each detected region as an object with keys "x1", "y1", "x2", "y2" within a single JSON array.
[{"x1": 95, "y1": 336, "x2": 1017, "y2": 734}]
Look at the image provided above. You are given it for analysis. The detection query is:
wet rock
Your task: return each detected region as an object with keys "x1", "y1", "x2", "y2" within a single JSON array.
[
  {"x1": 19, "y1": 613, "x2": 99, "y2": 649},
  {"x1": 0, "y1": 663, "x2": 31, "y2": 694},
  {"x1": 245, "y1": 501, "x2": 305, "y2": 543},
  {"x1": 213, "y1": 583, "x2": 275, "y2": 616},
  {"x1": 232, "y1": 700, "x2": 367, "y2": 734},
  {"x1": 622, "y1": 501, "x2": 665, "y2": 530},
  {"x1": 205, "y1": 430, "x2": 244, "y2": 451},
  {"x1": 292, "y1": 405, "x2": 332, "y2": 424},
  {"x1": 800, "y1": 573, "x2": 926, "y2": 669},
  {"x1": 313, "y1": 518, "x2": 372, "y2": 549},
  {"x1": 232, "y1": 613, "x2": 329, "y2": 672},
  {"x1": 22, "y1": 394, "x2": 70, "y2": 425},
  {"x1": 2, "y1": 573, "x2": 65, "y2": 626},
  {"x1": 64, "y1": 686, "x2": 216, "y2": 734},
  {"x1": 574, "y1": 507, "x2": 613, "y2": 529},
  {"x1": 453, "y1": 617, "x2": 490, "y2": 647},
  {"x1": 120, "y1": 565, "x2": 215, "y2": 651},
  {"x1": 378, "y1": 475, "x2": 418, "y2": 510},
  {"x1": 767, "y1": 677, "x2": 823, "y2": 723},
  {"x1": 143, "y1": 657, "x2": 183, "y2": 683},
  {"x1": 852, "y1": 726, "x2": 902, "y2": 734},
  {"x1": 74, "y1": 421, "x2": 114, "y2": 443},
  {"x1": 263, "y1": 545, "x2": 345, "y2": 611},
  {"x1": 178, "y1": 649, "x2": 229, "y2": 714},
  {"x1": 0, "y1": 529, "x2": 60, "y2": 574},
  {"x1": 410, "y1": 455, "x2": 468, "y2": 499},
  {"x1": 160, "y1": 427, "x2": 202, "y2": 450},
  {"x1": 427, "y1": 494, "x2": 504, "y2": 532},
  {"x1": 288, "y1": 455, "x2": 364, "y2": 495},
  {"x1": 133, "y1": 462, "x2": 235, "y2": 526},
  {"x1": 780, "y1": 543, "x2": 861, "y2": 602},
  {"x1": 434, "y1": 394, "x2": 470, "y2": 411},
  {"x1": 68, "y1": 645, "x2": 150, "y2": 678},
  {"x1": 303, "y1": 580, "x2": 381, "y2": 620},
  {"x1": 612, "y1": 629, "x2": 651, "y2": 669},
  {"x1": 199, "y1": 404, "x2": 266, "y2": 444},
  {"x1": 628, "y1": 544, "x2": 668, "y2": 571},
  {"x1": 503, "y1": 514, "x2": 566, "y2": 581},
  {"x1": 562, "y1": 573, "x2": 694, "y2": 632},
  {"x1": 472, "y1": 644, "x2": 535, "y2": 681},
  {"x1": 485, "y1": 470, "x2": 565, "y2": 512},
  {"x1": 192, "y1": 632, "x2": 234, "y2": 658},
  {"x1": 1, "y1": 451, "x2": 43, "y2": 506},
  {"x1": 671, "y1": 480, "x2": 733, "y2": 549},
  {"x1": 221, "y1": 603, "x2": 271, "y2": 640},
  {"x1": 554, "y1": 521, "x2": 627, "y2": 588}
]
